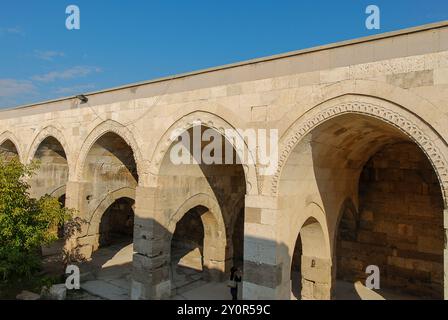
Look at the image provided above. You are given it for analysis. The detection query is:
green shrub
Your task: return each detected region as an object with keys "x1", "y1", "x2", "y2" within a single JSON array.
[{"x1": 0, "y1": 156, "x2": 74, "y2": 285}]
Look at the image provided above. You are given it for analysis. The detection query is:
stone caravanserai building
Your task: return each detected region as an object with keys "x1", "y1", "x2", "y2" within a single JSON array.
[{"x1": 1, "y1": 21, "x2": 448, "y2": 300}]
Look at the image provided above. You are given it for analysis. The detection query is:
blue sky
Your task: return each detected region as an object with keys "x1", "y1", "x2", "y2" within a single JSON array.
[{"x1": 0, "y1": 0, "x2": 447, "y2": 109}]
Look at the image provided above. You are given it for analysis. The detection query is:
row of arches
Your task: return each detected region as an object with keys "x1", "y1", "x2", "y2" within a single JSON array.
[
  {"x1": 1, "y1": 92, "x2": 447, "y2": 299},
  {"x1": 0, "y1": 132, "x2": 140, "y2": 273},
  {"x1": 0, "y1": 122, "x2": 249, "y2": 297}
]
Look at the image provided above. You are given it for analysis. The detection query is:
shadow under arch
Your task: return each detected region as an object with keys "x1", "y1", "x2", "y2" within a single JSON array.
[
  {"x1": 151, "y1": 121, "x2": 248, "y2": 278},
  {"x1": 331, "y1": 141, "x2": 445, "y2": 300},
  {"x1": 147, "y1": 110, "x2": 259, "y2": 195},
  {"x1": 279, "y1": 109, "x2": 445, "y2": 299},
  {"x1": 334, "y1": 197, "x2": 359, "y2": 244},
  {"x1": 26, "y1": 125, "x2": 71, "y2": 165},
  {"x1": 27, "y1": 134, "x2": 70, "y2": 200},
  {"x1": 167, "y1": 193, "x2": 227, "y2": 283},
  {"x1": 227, "y1": 195, "x2": 245, "y2": 269},
  {"x1": 289, "y1": 204, "x2": 332, "y2": 300},
  {"x1": 74, "y1": 119, "x2": 145, "y2": 182},
  {"x1": 268, "y1": 94, "x2": 448, "y2": 203},
  {"x1": 84, "y1": 187, "x2": 136, "y2": 239},
  {"x1": 131, "y1": 118, "x2": 250, "y2": 299},
  {"x1": 0, "y1": 131, "x2": 23, "y2": 162}
]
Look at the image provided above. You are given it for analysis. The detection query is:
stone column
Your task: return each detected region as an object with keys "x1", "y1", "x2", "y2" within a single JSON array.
[
  {"x1": 65, "y1": 180, "x2": 87, "y2": 213},
  {"x1": 131, "y1": 186, "x2": 171, "y2": 300},
  {"x1": 201, "y1": 210, "x2": 227, "y2": 282},
  {"x1": 242, "y1": 195, "x2": 287, "y2": 299},
  {"x1": 202, "y1": 233, "x2": 227, "y2": 282},
  {"x1": 64, "y1": 180, "x2": 92, "y2": 259},
  {"x1": 300, "y1": 256, "x2": 332, "y2": 300}
]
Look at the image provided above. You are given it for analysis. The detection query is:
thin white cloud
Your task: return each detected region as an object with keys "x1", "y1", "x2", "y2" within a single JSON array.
[
  {"x1": 0, "y1": 79, "x2": 36, "y2": 97},
  {"x1": 31, "y1": 66, "x2": 102, "y2": 82},
  {"x1": 34, "y1": 50, "x2": 65, "y2": 61},
  {"x1": 0, "y1": 65, "x2": 102, "y2": 108},
  {"x1": 0, "y1": 26, "x2": 25, "y2": 36}
]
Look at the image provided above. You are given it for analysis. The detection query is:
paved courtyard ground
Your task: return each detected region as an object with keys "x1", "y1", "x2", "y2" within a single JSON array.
[
  {"x1": 78, "y1": 243, "x2": 419, "y2": 300},
  {"x1": 79, "y1": 242, "x2": 236, "y2": 300}
]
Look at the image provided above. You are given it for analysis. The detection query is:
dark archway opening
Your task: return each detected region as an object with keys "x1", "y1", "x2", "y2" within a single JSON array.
[
  {"x1": 290, "y1": 235, "x2": 303, "y2": 299},
  {"x1": 99, "y1": 197, "x2": 135, "y2": 248},
  {"x1": 289, "y1": 217, "x2": 330, "y2": 300},
  {"x1": 171, "y1": 206, "x2": 207, "y2": 293},
  {"x1": 232, "y1": 207, "x2": 245, "y2": 269},
  {"x1": 0, "y1": 139, "x2": 19, "y2": 161},
  {"x1": 336, "y1": 142, "x2": 444, "y2": 300},
  {"x1": 171, "y1": 206, "x2": 206, "y2": 270}
]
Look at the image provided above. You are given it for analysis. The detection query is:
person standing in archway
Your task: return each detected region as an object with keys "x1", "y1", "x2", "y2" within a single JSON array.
[{"x1": 228, "y1": 266, "x2": 242, "y2": 300}]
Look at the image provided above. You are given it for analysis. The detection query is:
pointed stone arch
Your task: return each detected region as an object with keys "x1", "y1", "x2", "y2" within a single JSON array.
[
  {"x1": 289, "y1": 204, "x2": 332, "y2": 300},
  {"x1": 270, "y1": 95, "x2": 448, "y2": 207},
  {"x1": 168, "y1": 193, "x2": 225, "y2": 237},
  {"x1": 168, "y1": 193, "x2": 228, "y2": 280},
  {"x1": 25, "y1": 125, "x2": 70, "y2": 199},
  {"x1": 74, "y1": 120, "x2": 145, "y2": 181},
  {"x1": 0, "y1": 131, "x2": 23, "y2": 162},
  {"x1": 85, "y1": 187, "x2": 136, "y2": 237},
  {"x1": 148, "y1": 111, "x2": 259, "y2": 195},
  {"x1": 26, "y1": 125, "x2": 71, "y2": 165}
]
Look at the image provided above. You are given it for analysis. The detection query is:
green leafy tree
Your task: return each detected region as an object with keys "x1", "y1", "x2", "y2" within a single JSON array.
[{"x1": 0, "y1": 156, "x2": 74, "y2": 285}]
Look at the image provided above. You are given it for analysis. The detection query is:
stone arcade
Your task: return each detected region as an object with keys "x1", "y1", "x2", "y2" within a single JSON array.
[{"x1": 1, "y1": 21, "x2": 448, "y2": 300}]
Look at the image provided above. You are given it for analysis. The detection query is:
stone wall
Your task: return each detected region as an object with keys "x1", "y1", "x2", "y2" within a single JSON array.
[
  {"x1": 337, "y1": 142, "x2": 444, "y2": 299},
  {"x1": 28, "y1": 137, "x2": 68, "y2": 199}
]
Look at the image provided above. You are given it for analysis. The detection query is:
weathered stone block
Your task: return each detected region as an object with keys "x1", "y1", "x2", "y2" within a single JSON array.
[{"x1": 243, "y1": 260, "x2": 282, "y2": 289}]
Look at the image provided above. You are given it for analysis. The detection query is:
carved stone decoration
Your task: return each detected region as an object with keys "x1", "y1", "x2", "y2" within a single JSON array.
[{"x1": 271, "y1": 101, "x2": 448, "y2": 203}]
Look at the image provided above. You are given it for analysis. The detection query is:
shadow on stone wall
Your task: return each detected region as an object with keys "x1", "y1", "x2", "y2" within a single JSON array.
[{"x1": 128, "y1": 216, "x2": 293, "y2": 300}]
